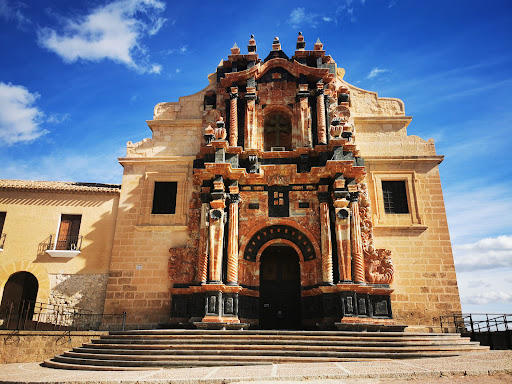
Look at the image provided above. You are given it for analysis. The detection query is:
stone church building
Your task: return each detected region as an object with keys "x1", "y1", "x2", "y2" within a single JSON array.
[{"x1": 0, "y1": 35, "x2": 461, "y2": 331}]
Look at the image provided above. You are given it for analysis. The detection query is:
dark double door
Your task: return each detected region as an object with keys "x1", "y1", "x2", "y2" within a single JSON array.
[{"x1": 259, "y1": 245, "x2": 301, "y2": 329}]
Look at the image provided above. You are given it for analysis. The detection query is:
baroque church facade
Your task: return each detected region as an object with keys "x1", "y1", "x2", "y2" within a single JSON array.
[{"x1": 0, "y1": 35, "x2": 461, "y2": 331}]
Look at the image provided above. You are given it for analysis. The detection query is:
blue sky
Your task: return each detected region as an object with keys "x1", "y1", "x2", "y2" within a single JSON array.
[{"x1": 1, "y1": 0, "x2": 511, "y2": 315}]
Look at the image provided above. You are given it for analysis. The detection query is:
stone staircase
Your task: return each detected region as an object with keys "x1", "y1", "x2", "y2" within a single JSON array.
[{"x1": 43, "y1": 330, "x2": 489, "y2": 370}]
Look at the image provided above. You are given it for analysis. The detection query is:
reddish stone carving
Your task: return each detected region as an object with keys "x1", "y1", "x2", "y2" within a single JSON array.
[
  {"x1": 168, "y1": 247, "x2": 197, "y2": 285},
  {"x1": 332, "y1": 105, "x2": 350, "y2": 122},
  {"x1": 203, "y1": 109, "x2": 222, "y2": 128},
  {"x1": 366, "y1": 248, "x2": 394, "y2": 284},
  {"x1": 358, "y1": 183, "x2": 395, "y2": 284}
]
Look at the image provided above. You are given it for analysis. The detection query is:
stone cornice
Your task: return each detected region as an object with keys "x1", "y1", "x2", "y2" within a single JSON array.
[
  {"x1": 364, "y1": 155, "x2": 444, "y2": 165},
  {"x1": 146, "y1": 119, "x2": 202, "y2": 132},
  {"x1": 118, "y1": 156, "x2": 196, "y2": 166},
  {"x1": 354, "y1": 116, "x2": 413, "y2": 127}
]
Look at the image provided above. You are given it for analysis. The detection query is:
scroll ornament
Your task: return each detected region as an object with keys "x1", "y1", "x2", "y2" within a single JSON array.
[{"x1": 358, "y1": 183, "x2": 395, "y2": 284}]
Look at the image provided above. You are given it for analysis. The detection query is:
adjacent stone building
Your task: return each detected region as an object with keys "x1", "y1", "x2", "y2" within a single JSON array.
[
  {"x1": 0, "y1": 181, "x2": 119, "y2": 313},
  {"x1": 0, "y1": 35, "x2": 461, "y2": 332}
]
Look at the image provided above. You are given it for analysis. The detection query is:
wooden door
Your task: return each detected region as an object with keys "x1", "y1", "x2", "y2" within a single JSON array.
[{"x1": 259, "y1": 245, "x2": 301, "y2": 329}]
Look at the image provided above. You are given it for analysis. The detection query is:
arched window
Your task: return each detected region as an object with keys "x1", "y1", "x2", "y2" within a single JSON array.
[
  {"x1": 264, "y1": 112, "x2": 292, "y2": 151},
  {"x1": 0, "y1": 271, "x2": 39, "y2": 307}
]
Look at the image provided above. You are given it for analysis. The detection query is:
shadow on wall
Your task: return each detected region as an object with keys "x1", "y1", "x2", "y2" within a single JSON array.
[{"x1": 0, "y1": 197, "x2": 105, "y2": 208}]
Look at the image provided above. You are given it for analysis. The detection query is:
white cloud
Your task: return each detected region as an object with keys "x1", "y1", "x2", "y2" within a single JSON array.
[
  {"x1": 335, "y1": 0, "x2": 357, "y2": 23},
  {"x1": 150, "y1": 64, "x2": 162, "y2": 74},
  {"x1": 0, "y1": 0, "x2": 30, "y2": 27},
  {"x1": 164, "y1": 45, "x2": 188, "y2": 55},
  {"x1": 289, "y1": 7, "x2": 306, "y2": 28},
  {"x1": 0, "y1": 82, "x2": 49, "y2": 145},
  {"x1": 367, "y1": 67, "x2": 389, "y2": 79},
  {"x1": 453, "y1": 235, "x2": 512, "y2": 272},
  {"x1": 445, "y1": 184, "x2": 512, "y2": 244},
  {"x1": 462, "y1": 291, "x2": 512, "y2": 305},
  {"x1": 37, "y1": 0, "x2": 166, "y2": 73},
  {"x1": 0, "y1": 147, "x2": 124, "y2": 184}
]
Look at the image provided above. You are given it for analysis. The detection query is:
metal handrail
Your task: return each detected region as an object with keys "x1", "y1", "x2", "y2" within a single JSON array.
[
  {"x1": 439, "y1": 313, "x2": 512, "y2": 333},
  {"x1": 0, "y1": 300, "x2": 126, "y2": 331},
  {"x1": 47, "y1": 234, "x2": 83, "y2": 251}
]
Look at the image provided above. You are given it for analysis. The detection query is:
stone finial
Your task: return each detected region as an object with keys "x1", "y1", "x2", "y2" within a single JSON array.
[
  {"x1": 296, "y1": 31, "x2": 306, "y2": 50},
  {"x1": 272, "y1": 36, "x2": 281, "y2": 51},
  {"x1": 314, "y1": 38, "x2": 324, "y2": 51},
  {"x1": 247, "y1": 34, "x2": 257, "y2": 53},
  {"x1": 231, "y1": 42, "x2": 240, "y2": 55},
  {"x1": 204, "y1": 125, "x2": 215, "y2": 145}
]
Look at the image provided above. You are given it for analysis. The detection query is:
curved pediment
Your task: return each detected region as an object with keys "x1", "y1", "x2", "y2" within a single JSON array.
[{"x1": 220, "y1": 58, "x2": 334, "y2": 87}]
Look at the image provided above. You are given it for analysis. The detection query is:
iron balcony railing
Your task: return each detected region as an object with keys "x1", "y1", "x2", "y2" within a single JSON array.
[
  {"x1": 440, "y1": 313, "x2": 511, "y2": 333},
  {"x1": 0, "y1": 300, "x2": 126, "y2": 331},
  {"x1": 0, "y1": 233, "x2": 5, "y2": 249},
  {"x1": 47, "y1": 234, "x2": 83, "y2": 251},
  {"x1": 439, "y1": 313, "x2": 512, "y2": 350}
]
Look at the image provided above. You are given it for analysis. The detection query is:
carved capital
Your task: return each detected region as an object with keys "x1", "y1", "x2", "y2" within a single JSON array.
[
  {"x1": 227, "y1": 193, "x2": 241, "y2": 205},
  {"x1": 200, "y1": 193, "x2": 212, "y2": 204},
  {"x1": 318, "y1": 192, "x2": 330, "y2": 203},
  {"x1": 349, "y1": 191, "x2": 360, "y2": 202}
]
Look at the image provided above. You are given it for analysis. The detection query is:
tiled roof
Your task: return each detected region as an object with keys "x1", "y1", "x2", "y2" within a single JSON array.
[{"x1": 0, "y1": 179, "x2": 121, "y2": 194}]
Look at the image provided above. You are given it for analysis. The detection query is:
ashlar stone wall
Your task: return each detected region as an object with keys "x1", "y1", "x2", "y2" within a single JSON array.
[{"x1": 49, "y1": 273, "x2": 108, "y2": 313}]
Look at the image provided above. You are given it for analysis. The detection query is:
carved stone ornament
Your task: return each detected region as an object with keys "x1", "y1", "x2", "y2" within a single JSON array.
[
  {"x1": 210, "y1": 209, "x2": 223, "y2": 220},
  {"x1": 168, "y1": 247, "x2": 197, "y2": 285},
  {"x1": 358, "y1": 183, "x2": 395, "y2": 284},
  {"x1": 330, "y1": 119, "x2": 343, "y2": 138},
  {"x1": 268, "y1": 175, "x2": 289, "y2": 186},
  {"x1": 332, "y1": 105, "x2": 350, "y2": 122},
  {"x1": 336, "y1": 208, "x2": 349, "y2": 219},
  {"x1": 203, "y1": 109, "x2": 222, "y2": 128},
  {"x1": 214, "y1": 126, "x2": 227, "y2": 140}
]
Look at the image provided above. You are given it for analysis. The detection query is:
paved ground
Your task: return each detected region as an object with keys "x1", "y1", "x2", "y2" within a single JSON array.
[{"x1": 0, "y1": 351, "x2": 511, "y2": 384}]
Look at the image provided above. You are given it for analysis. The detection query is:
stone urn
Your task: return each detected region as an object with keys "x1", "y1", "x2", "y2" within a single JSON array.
[
  {"x1": 214, "y1": 117, "x2": 227, "y2": 140},
  {"x1": 330, "y1": 117, "x2": 343, "y2": 138}
]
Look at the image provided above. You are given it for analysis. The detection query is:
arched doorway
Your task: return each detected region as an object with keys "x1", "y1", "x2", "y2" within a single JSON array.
[
  {"x1": 259, "y1": 245, "x2": 301, "y2": 329},
  {"x1": 0, "y1": 271, "x2": 39, "y2": 308}
]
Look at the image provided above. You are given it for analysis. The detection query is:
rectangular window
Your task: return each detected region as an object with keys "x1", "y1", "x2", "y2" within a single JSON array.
[
  {"x1": 57, "y1": 214, "x2": 81, "y2": 250},
  {"x1": 382, "y1": 181, "x2": 409, "y2": 214},
  {"x1": 152, "y1": 182, "x2": 178, "y2": 214},
  {"x1": 0, "y1": 212, "x2": 5, "y2": 234}
]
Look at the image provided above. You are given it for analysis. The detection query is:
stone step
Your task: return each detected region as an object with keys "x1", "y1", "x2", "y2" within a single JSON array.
[
  {"x1": 91, "y1": 337, "x2": 472, "y2": 346},
  {"x1": 44, "y1": 330, "x2": 489, "y2": 370},
  {"x1": 72, "y1": 345, "x2": 486, "y2": 357},
  {"x1": 110, "y1": 329, "x2": 460, "y2": 337},
  {"x1": 55, "y1": 351, "x2": 463, "y2": 367},
  {"x1": 42, "y1": 359, "x2": 163, "y2": 371}
]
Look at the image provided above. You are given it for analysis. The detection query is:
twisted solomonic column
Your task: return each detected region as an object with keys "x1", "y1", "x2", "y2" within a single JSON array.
[
  {"x1": 350, "y1": 191, "x2": 365, "y2": 284},
  {"x1": 229, "y1": 87, "x2": 238, "y2": 147},
  {"x1": 197, "y1": 194, "x2": 210, "y2": 284},
  {"x1": 316, "y1": 83, "x2": 327, "y2": 145},
  {"x1": 226, "y1": 193, "x2": 241, "y2": 285},
  {"x1": 319, "y1": 192, "x2": 333, "y2": 285}
]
